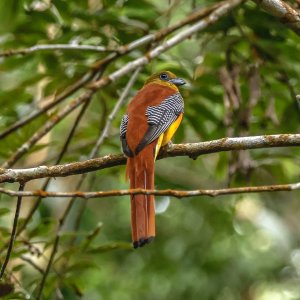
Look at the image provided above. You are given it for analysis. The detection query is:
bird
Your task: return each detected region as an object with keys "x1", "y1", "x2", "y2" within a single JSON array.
[{"x1": 120, "y1": 71, "x2": 185, "y2": 249}]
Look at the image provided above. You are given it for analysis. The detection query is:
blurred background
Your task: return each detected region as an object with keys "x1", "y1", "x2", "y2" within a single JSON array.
[{"x1": 0, "y1": 0, "x2": 300, "y2": 299}]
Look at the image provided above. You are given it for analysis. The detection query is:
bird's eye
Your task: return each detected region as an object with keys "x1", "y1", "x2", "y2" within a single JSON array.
[{"x1": 159, "y1": 73, "x2": 169, "y2": 80}]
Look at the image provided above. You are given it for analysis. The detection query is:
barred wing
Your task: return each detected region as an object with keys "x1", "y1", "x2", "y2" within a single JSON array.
[
  {"x1": 120, "y1": 114, "x2": 134, "y2": 157},
  {"x1": 135, "y1": 93, "x2": 184, "y2": 155},
  {"x1": 120, "y1": 114, "x2": 129, "y2": 138}
]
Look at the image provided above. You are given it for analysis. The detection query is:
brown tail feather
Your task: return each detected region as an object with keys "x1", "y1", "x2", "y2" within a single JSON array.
[{"x1": 126, "y1": 147, "x2": 155, "y2": 249}]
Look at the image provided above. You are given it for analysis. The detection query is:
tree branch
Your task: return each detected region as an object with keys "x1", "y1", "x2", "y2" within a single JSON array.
[
  {"x1": 0, "y1": 71, "x2": 94, "y2": 140},
  {"x1": 69, "y1": 66, "x2": 142, "y2": 235},
  {"x1": 0, "y1": 183, "x2": 25, "y2": 278},
  {"x1": 90, "y1": 66, "x2": 142, "y2": 157},
  {"x1": 0, "y1": 44, "x2": 114, "y2": 58},
  {"x1": 90, "y1": 0, "x2": 245, "y2": 89},
  {"x1": 0, "y1": 0, "x2": 244, "y2": 169},
  {"x1": 0, "y1": 134, "x2": 299, "y2": 184},
  {"x1": 0, "y1": 182, "x2": 299, "y2": 199},
  {"x1": 15, "y1": 95, "x2": 93, "y2": 238},
  {"x1": 36, "y1": 235, "x2": 59, "y2": 300},
  {"x1": 255, "y1": 0, "x2": 300, "y2": 35},
  {"x1": 90, "y1": 0, "x2": 225, "y2": 70},
  {"x1": 1, "y1": 90, "x2": 95, "y2": 169},
  {"x1": 20, "y1": 255, "x2": 44, "y2": 274},
  {"x1": 0, "y1": 0, "x2": 228, "y2": 140}
]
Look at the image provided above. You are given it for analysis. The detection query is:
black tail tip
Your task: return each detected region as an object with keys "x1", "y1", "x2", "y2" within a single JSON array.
[{"x1": 133, "y1": 236, "x2": 155, "y2": 249}]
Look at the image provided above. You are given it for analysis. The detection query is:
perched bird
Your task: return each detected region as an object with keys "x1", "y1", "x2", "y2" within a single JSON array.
[{"x1": 120, "y1": 71, "x2": 185, "y2": 248}]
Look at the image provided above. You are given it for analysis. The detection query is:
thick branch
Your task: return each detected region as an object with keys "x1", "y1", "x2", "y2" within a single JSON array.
[
  {"x1": 0, "y1": 182, "x2": 299, "y2": 199},
  {"x1": 0, "y1": 134, "x2": 299, "y2": 184},
  {"x1": 255, "y1": 0, "x2": 300, "y2": 35},
  {"x1": 0, "y1": 0, "x2": 244, "y2": 169}
]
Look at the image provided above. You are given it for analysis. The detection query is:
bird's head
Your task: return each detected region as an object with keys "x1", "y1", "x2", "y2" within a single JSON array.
[{"x1": 144, "y1": 71, "x2": 186, "y2": 90}]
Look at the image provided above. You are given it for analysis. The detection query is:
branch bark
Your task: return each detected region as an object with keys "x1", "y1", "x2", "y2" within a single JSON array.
[
  {"x1": 1, "y1": 90, "x2": 95, "y2": 169},
  {"x1": 255, "y1": 0, "x2": 300, "y2": 35},
  {"x1": 0, "y1": 183, "x2": 25, "y2": 278},
  {"x1": 0, "y1": 0, "x2": 228, "y2": 140},
  {"x1": 0, "y1": 44, "x2": 114, "y2": 57},
  {"x1": 0, "y1": 0, "x2": 244, "y2": 169},
  {"x1": 0, "y1": 71, "x2": 94, "y2": 140},
  {"x1": 0, "y1": 134, "x2": 299, "y2": 184},
  {"x1": 0, "y1": 182, "x2": 299, "y2": 199},
  {"x1": 90, "y1": 0, "x2": 245, "y2": 90}
]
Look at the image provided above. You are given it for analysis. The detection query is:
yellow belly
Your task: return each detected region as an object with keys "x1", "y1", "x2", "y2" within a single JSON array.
[{"x1": 154, "y1": 113, "x2": 183, "y2": 159}]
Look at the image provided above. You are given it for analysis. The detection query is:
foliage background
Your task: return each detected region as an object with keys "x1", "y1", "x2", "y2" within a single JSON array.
[{"x1": 0, "y1": 0, "x2": 300, "y2": 299}]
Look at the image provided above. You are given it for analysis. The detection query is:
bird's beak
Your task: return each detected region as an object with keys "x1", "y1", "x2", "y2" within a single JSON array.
[{"x1": 169, "y1": 78, "x2": 186, "y2": 86}]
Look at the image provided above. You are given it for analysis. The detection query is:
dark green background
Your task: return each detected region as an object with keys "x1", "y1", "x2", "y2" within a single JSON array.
[{"x1": 0, "y1": 0, "x2": 300, "y2": 299}]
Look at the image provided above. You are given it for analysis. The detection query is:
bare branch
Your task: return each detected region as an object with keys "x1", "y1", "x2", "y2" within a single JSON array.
[
  {"x1": 0, "y1": 134, "x2": 300, "y2": 184},
  {"x1": 0, "y1": 1, "x2": 222, "y2": 60},
  {"x1": 90, "y1": 66, "x2": 142, "y2": 157},
  {"x1": 20, "y1": 255, "x2": 44, "y2": 274},
  {"x1": 0, "y1": 0, "x2": 244, "y2": 169},
  {"x1": 0, "y1": 182, "x2": 299, "y2": 199},
  {"x1": 0, "y1": 44, "x2": 114, "y2": 58},
  {"x1": 255, "y1": 0, "x2": 300, "y2": 35},
  {"x1": 1, "y1": 90, "x2": 95, "y2": 169},
  {"x1": 90, "y1": 0, "x2": 226, "y2": 69},
  {"x1": 15, "y1": 96, "x2": 93, "y2": 238},
  {"x1": 0, "y1": 183, "x2": 25, "y2": 278},
  {"x1": 0, "y1": 71, "x2": 94, "y2": 140},
  {"x1": 0, "y1": 0, "x2": 229, "y2": 140},
  {"x1": 70, "y1": 66, "x2": 142, "y2": 237},
  {"x1": 90, "y1": 0, "x2": 245, "y2": 89},
  {"x1": 36, "y1": 235, "x2": 59, "y2": 300}
]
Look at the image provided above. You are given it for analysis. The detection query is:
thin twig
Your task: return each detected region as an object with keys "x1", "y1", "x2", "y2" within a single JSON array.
[
  {"x1": 1, "y1": 90, "x2": 95, "y2": 169},
  {"x1": 69, "y1": 66, "x2": 142, "y2": 245},
  {"x1": 6, "y1": 270, "x2": 33, "y2": 299},
  {"x1": 0, "y1": 133, "x2": 299, "y2": 184},
  {"x1": 0, "y1": 0, "x2": 226, "y2": 140},
  {"x1": 0, "y1": 44, "x2": 115, "y2": 58},
  {"x1": 90, "y1": 0, "x2": 245, "y2": 90},
  {"x1": 0, "y1": 183, "x2": 25, "y2": 278},
  {"x1": 15, "y1": 97, "x2": 93, "y2": 238},
  {"x1": 0, "y1": 0, "x2": 221, "y2": 60},
  {"x1": 35, "y1": 180, "x2": 83, "y2": 299},
  {"x1": 0, "y1": 0, "x2": 242, "y2": 170},
  {"x1": 20, "y1": 255, "x2": 44, "y2": 274},
  {"x1": 0, "y1": 182, "x2": 299, "y2": 199},
  {"x1": 1, "y1": 0, "x2": 236, "y2": 168},
  {"x1": 36, "y1": 235, "x2": 60, "y2": 300},
  {"x1": 81, "y1": 223, "x2": 103, "y2": 250},
  {"x1": 0, "y1": 0, "x2": 241, "y2": 175},
  {"x1": 91, "y1": 66, "x2": 142, "y2": 157},
  {"x1": 36, "y1": 69, "x2": 143, "y2": 289},
  {"x1": 90, "y1": 0, "x2": 225, "y2": 70},
  {"x1": 0, "y1": 71, "x2": 94, "y2": 140}
]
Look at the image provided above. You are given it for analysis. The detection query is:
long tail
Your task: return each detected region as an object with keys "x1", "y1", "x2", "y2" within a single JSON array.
[{"x1": 126, "y1": 147, "x2": 155, "y2": 249}]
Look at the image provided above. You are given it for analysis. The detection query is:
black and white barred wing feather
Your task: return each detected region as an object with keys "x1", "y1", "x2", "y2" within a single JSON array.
[
  {"x1": 120, "y1": 114, "x2": 134, "y2": 157},
  {"x1": 135, "y1": 93, "x2": 184, "y2": 154}
]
